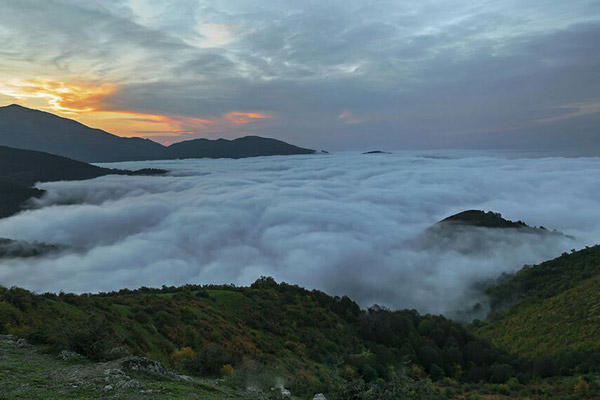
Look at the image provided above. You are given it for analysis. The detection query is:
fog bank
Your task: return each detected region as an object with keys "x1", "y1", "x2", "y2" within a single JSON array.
[{"x1": 0, "y1": 152, "x2": 599, "y2": 315}]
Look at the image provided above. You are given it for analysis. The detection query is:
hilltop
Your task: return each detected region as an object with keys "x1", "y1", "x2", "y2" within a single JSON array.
[
  {"x1": 417, "y1": 210, "x2": 571, "y2": 256},
  {"x1": 438, "y1": 210, "x2": 528, "y2": 229},
  {"x1": 0, "y1": 104, "x2": 315, "y2": 162}
]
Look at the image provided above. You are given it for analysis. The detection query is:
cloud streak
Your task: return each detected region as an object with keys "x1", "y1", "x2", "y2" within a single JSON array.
[
  {"x1": 0, "y1": 153, "x2": 599, "y2": 315},
  {"x1": 0, "y1": 1, "x2": 598, "y2": 152}
]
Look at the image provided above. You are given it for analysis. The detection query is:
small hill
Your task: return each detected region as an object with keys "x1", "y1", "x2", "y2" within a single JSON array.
[
  {"x1": 0, "y1": 105, "x2": 315, "y2": 162},
  {"x1": 473, "y1": 245, "x2": 600, "y2": 358},
  {"x1": 418, "y1": 210, "x2": 571, "y2": 255},
  {"x1": 438, "y1": 210, "x2": 528, "y2": 229}
]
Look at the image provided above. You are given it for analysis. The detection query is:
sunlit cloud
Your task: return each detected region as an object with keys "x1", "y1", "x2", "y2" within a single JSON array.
[
  {"x1": 224, "y1": 111, "x2": 270, "y2": 125},
  {"x1": 338, "y1": 110, "x2": 364, "y2": 125},
  {"x1": 0, "y1": 79, "x2": 115, "y2": 113},
  {"x1": 0, "y1": 79, "x2": 214, "y2": 140}
]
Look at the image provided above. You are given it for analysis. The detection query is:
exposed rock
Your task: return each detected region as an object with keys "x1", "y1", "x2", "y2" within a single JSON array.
[
  {"x1": 16, "y1": 338, "x2": 28, "y2": 347},
  {"x1": 120, "y1": 356, "x2": 168, "y2": 375},
  {"x1": 115, "y1": 379, "x2": 144, "y2": 390},
  {"x1": 281, "y1": 388, "x2": 292, "y2": 397},
  {"x1": 58, "y1": 350, "x2": 85, "y2": 361},
  {"x1": 105, "y1": 346, "x2": 131, "y2": 360},
  {"x1": 313, "y1": 394, "x2": 327, "y2": 400},
  {"x1": 102, "y1": 384, "x2": 113, "y2": 392},
  {"x1": 104, "y1": 368, "x2": 126, "y2": 376}
]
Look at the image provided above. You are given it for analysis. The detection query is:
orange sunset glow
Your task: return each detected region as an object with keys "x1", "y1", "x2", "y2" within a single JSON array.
[{"x1": 0, "y1": 79, "x2": 270, "y2": 143}]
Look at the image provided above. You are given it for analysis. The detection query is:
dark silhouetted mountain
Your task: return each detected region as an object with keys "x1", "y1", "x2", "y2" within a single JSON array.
[
  {"x1": 1, "y1": 145, "x2": 125, "y2": 186},
  {"x1": 0, "y1": 104, "x2": 166, "y2": 162},
  {"x1": 167, "y1": 135, "x2": 315, "y2": 159},
  {"x1": 0, "y1": 104, "x2": 315, "y2": 162},
  {"x1": 0, "y1": 145, "x2": 165, "y2": 186},
  {"x1": 0, "y1": 180, "x2": 44, "y2": 219},
  {"x1": 0, "y1": 145, "x2": 166, "y2": 219}
]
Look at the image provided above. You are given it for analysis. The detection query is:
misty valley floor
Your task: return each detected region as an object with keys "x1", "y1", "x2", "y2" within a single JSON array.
[{"x1": 1, "y1": 152, "x2": 600, "y2": 315}]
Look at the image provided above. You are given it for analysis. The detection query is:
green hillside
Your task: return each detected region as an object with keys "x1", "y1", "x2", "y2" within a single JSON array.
[
  {"x1": 475, "y1": 274, "x2": 600, "y2": 358},
  {"x1": 485, "y1": 245, "x2": 600, "y2": 312},
  {"x1": 0, "y1": 278, "x2": 525, "y2": 398},
  {"x1": 473, "y1": 245, "x2": 600, "y2": 372}
]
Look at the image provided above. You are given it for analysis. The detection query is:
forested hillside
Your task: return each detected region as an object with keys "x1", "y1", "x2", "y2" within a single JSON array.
[
  {"x1": 474, "y1": 245, "x2": 600, "y2": 371},
  {"x1": 0, "y1": 277, "x2": 522, "y2": 397}
]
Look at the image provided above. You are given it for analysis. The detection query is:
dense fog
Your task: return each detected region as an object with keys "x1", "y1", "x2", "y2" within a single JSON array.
[{"x1": 1, "y1": 152, "x2": 599, "y2": 315}]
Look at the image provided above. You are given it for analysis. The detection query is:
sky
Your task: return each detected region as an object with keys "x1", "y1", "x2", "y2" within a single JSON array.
[
  {"x1": 1, "y1": 153, "x2": 599, "y2": 315},
  {"x1": 0, "y1": 0, "x2": 599, "y2": 152}
]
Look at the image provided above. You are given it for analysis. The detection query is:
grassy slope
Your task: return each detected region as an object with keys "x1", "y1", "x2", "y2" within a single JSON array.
[
  {"x1": 475, "y1": 275, "x2": 600, "y2": 357},
  {"x1": 474, "y1": 245, "x2": 600, "y2": 357},
  {"x1": 0, "y1": 284, "x2": 363, "y2": 395},
  {"x1": 0, "y1": 338, "x2": 262, "y2": 399},
  {"x1": 0, "y1": 280, "x2": 515, "y2": 396}
]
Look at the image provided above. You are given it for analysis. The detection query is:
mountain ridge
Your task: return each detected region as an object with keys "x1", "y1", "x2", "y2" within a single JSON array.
[{"x1": 0, "y1": 104, "x2": 315, "y2": 162}]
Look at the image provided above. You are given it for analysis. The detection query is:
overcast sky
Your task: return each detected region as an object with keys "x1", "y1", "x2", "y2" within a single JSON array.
[{"x1": 0, "y1": 0, "x2": 599, "y2": 152}]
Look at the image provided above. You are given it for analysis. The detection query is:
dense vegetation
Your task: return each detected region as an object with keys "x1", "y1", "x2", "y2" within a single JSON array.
[
  {"x1": 2, "y1": 248, "x2": 600, "y2": 397},
  {"x1": 0, "y1": 277, "x2": 530, "y2": 397},
  {"x1": 473, "y1": 245, "x2": 600, "y2": 380},
  {"x1": 485, "y1": 245, "x2": 600, "y2": 311}
]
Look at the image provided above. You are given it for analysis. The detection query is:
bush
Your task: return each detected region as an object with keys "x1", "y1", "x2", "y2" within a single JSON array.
[
  {"x1": 171, "y1": 346, "x2": 195, "y2": 368},
  {"x1": 44, "y1": 314, "x2": 112, "y2": 361},
  {"x1": 187, "y1": 343, "x2": 234, "y2": 376},
  {"x1": 489, "y1": 363, "x2": 514, "y2": 383}
]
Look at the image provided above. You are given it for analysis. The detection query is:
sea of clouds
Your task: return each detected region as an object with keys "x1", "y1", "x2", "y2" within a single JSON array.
[{"x1": 1, "y1": 152, "x2": 599, "y2": 316}]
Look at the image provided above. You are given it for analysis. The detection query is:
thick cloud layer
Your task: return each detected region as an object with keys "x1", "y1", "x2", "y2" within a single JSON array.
[{"x1": 1, "y1": 153, "x2": 599, "y2": 315}]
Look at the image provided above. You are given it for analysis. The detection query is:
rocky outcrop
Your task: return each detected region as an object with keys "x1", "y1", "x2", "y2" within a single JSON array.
[{"x1": 120, "y1": 356, "x2": 169, "y2": 375}]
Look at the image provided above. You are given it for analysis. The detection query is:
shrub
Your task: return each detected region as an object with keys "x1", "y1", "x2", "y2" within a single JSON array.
[
  {"x1": 220, "y1": 364, "x2": 235, "y2": 376},
  {"x1": 187, "y1": 343, "x2": 234, "y2": 376},
  {"x1": 172, "y1": 346, "x2": 195, "y2": 368}
]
